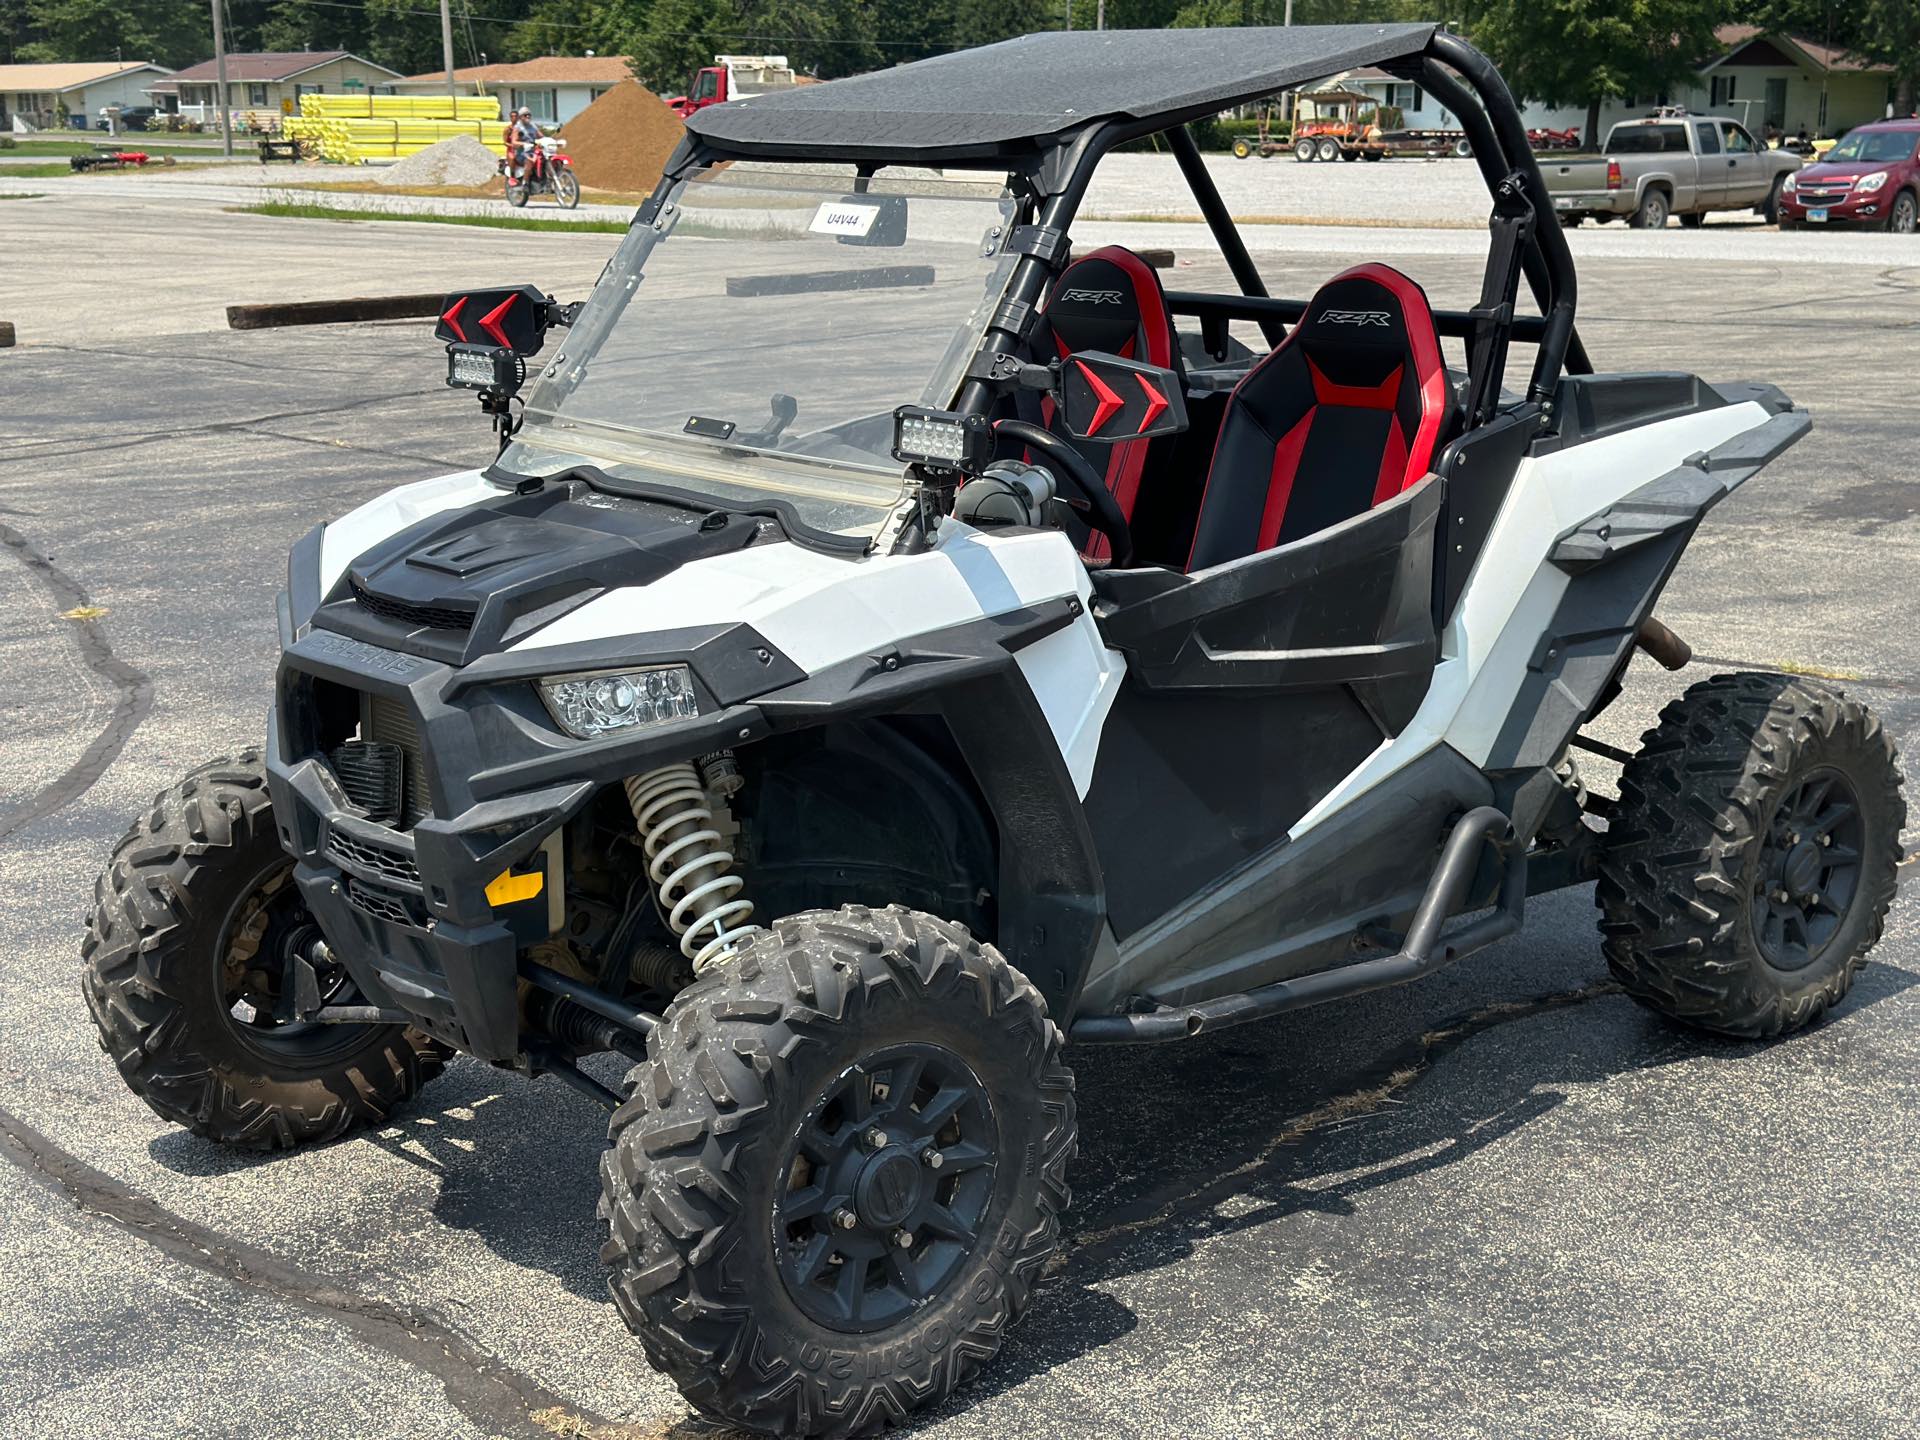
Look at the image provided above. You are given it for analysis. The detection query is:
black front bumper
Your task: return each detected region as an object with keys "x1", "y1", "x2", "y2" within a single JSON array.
[
  {"x1": 268, "y1": 730, "x2": 584, "y2": 1061},
  {"x1": 266, "y1": 609, "x2": 783, "y2": 1062}
]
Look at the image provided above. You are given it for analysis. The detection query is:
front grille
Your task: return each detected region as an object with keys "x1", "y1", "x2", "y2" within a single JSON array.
[
  {"x1": 349, "y1": 578, "x2": 474, "y2": 631},
  {"x1": 1797, "y1": 188, "x2": 1852, "y2": 205},
  {"x1": 346, "y1": 877, "x2": 426, "y2": 928},
  {"x1": 325, "y1": 826, "x2": 421, "y2": 887},
  {"x1": 364, "y1": 693, "x2": 431, "y2": 827},
  {"x1": 331, "y1": 740, "x2": 404, "y2": 825}
]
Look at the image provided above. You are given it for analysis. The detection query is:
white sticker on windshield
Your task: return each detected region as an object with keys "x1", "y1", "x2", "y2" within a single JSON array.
[{"x1": 809, "y1": 201, "x2": 880, "y2": 237}]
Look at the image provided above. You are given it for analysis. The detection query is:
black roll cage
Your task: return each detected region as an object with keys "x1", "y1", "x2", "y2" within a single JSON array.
[
  {"x1": 654, "y1": 31, "x2": 1586, "y2": 447},
  {"x1": 645, "y1": 29, "x2": 1583, "y2": 457},
  {"x1": 935, "y1": 30, "x2": 1589, "y2": 424}
]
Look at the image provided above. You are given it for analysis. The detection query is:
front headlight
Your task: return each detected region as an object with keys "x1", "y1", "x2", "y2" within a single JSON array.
[
  {"x1": 1782, "y1": 171, "x2": 1797, "y2": 192},
  {"x1": 538, "y1": 665, "x2": 700, "y2": 738},
  {"x1": 1856, "y1": 170, "x2": 1889, "y2": 193}
]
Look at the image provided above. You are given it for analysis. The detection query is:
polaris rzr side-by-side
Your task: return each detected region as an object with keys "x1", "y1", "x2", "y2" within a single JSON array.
[{"x1": 83, "y1": 24, "x2": 1903, "y2": 1437}]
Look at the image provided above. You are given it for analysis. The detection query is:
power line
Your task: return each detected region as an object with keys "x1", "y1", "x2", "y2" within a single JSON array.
[{"x1": 269, "y1": 0, "x2": 962, "y2": 48}]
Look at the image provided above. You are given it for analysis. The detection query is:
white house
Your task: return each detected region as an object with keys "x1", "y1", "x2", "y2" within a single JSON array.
[
  {"x1": 393, "y1": 56, "x2": 634, "y2": 127},
  {"x1": 146, "y1": 52, "x2": 405, "y2": 130},
  {"x1": 1329, "y1": 26, "x2": 1900, "y2": 144},
  {"x1": 0, "y1": 61, "x2": 172, "y2": 131}
]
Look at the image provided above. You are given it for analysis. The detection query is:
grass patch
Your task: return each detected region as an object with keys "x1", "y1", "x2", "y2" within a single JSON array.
[
  {"x1": 0, "y1": 190, "x2": 41, "y2": 199},
  {"x1": 0, "y1": 162, "x2": 83, "y2": 179},
  {"x1": 3, "y1": 138, "x2": 215, "y2": 157},
  {"x1": 232, "y1": 199, "x2": 628, "y2": 232}
]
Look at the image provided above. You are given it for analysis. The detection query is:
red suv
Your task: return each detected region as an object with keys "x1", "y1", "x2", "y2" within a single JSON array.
[{"x1": 1779, "y1": 119, "x2": 1920, "y2": 232}]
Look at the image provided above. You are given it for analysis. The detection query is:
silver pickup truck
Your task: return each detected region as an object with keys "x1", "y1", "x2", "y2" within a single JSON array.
[{"x1": 1543, "y1": 112, "x2": 1802, "y2": 228}]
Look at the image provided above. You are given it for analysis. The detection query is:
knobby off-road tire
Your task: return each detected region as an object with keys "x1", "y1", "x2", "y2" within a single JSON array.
[
  {"x1": 552, "y1": 168, "x2": 580, "y2": 209},
  {"x1": 600, "y1": 905, "x2": 1076, "y2": 1437},
  {"x1": 1597, "y1": 674, "x2": 1905, "y2": 1039},
  {"x1": 82, "y1": 750, "x2": 444, "y2": 1149}
]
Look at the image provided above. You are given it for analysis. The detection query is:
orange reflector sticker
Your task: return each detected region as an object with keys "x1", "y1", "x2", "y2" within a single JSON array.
[{"x1": 485, "y1": 869, "x2": 544, "y2": 906}]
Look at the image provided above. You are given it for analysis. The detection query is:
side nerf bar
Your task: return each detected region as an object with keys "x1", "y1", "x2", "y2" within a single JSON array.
[{"x1": 1071, "y1": 806, "x2": 1526, "y2": 1044}]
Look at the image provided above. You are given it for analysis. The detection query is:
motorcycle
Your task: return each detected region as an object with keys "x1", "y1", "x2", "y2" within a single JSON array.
[{"x1": 502, "y1": 135, "x2": 580, "y2": 209}]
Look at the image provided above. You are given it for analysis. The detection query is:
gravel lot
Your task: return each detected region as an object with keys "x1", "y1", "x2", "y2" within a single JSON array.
[{"x1": 3, "y1": 179, "x2": 1919, "y2": 1440}]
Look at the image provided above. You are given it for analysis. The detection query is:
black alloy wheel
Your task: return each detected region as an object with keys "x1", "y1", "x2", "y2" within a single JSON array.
[
  {"x1": 772, "y1": 1043, "x2": 998, "y2": 1332},
  {"x1": 1751, "y1": 767, "x2": 1866, "y2": 971}
]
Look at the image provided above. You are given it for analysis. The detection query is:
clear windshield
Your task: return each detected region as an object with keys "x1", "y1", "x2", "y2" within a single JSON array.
[
  {"x1": 1824, "y1": 129, "x2": 1917, "y2": 164},
  {"x1": 501, "y1": 163, "x2": 1020, "y2": 540}
]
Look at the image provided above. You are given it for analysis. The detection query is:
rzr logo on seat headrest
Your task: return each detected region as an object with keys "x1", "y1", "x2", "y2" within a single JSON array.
[
  {"x1": 1061, "y1": 288, "x2": 1125, "y2": 306},
  {"x1": 1322, "y1": 309, "x2": 1392, "y2": 327}
]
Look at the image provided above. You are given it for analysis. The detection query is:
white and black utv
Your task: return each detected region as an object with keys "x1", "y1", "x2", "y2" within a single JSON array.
[{"x1": 84, "y1": 23, "x2": 1902, "y2": 1437}]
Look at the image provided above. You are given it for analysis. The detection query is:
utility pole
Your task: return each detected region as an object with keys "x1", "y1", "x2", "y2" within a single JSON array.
[
  {"x1": 209, "y1": 0, "x2": 232, "y2": 158},
  {"x1": 441, "y1": 0, "x2": 458, "y2": 106},
  {"x1": 1283, "y1": 0, "x2": 1294, "y2": 130},
  {"x1": 1096, "y1": 0, "x2": 1104, "y2": 29}
]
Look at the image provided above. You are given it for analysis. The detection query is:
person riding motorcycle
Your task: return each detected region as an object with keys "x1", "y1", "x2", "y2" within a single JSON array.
[{"x1": 505, "y1": 107, "x2": 540, "y2": 184}]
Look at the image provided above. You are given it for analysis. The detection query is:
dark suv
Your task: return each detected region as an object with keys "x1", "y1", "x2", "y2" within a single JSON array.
[{"x1": 1779, "y1": 119, "x2": 1920, "y2": 232}]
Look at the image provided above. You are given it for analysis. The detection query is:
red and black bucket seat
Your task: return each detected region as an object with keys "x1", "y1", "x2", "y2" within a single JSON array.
[
  {"x1": 1186, "y1": 262, "x2": 1451, "y2": 572},
  {"x1": 1026, "y1": 245, "x2": 1181, "y2": 559}
]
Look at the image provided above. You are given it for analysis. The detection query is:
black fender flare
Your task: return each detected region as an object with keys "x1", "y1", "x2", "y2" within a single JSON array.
[{"x1": 749, "y1": 597, "x2": 1108, "y2": 1022}]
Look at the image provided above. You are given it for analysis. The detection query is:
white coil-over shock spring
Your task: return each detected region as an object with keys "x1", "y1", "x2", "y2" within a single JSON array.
[{"x1": 624, "y1": 761, "x2": 762, "y2": 973}]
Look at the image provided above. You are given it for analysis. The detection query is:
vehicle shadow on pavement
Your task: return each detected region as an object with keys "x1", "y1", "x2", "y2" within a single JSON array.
[
  {"x1": 148, "y1": 1065, "x2": 619, "y2": 1302},
  {"x1": 144, "y1": 948, "x2": 1918, "y2": 1415},
  {"x1": 910, "y1": 950, "x2": 1918, "y2": 1425}
]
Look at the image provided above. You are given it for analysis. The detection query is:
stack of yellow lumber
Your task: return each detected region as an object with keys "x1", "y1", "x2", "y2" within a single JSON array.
[{"x1": 286, "y1": 93, "x2": 504, "y2": 162}]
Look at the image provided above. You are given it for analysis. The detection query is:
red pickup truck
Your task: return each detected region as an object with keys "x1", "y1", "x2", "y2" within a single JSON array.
[
  {"x1": 665, "y1": 54, "x2": 796, "y2": 119},
  {"x1": 1778, "y1": 119, "x2": 1920, "y2": 233}
]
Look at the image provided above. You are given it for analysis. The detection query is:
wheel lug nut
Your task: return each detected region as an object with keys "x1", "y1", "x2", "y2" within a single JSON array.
[
  {"x1": 1820, "y1": 834, "x2": 1831, "y2": 847},
  {"x1": 864, "y1": 1127, "x2": 889, "y2": 1150},
  {"x1": 870, "y1": 1082, "x2": 890, "y2": 1101},
  {"x1": 892, "y1": 1229, "x2": 914, "y2": 1248},
  {"x1": 833, "y1": 1208, "x2": 858, "y2": 1230},
  {"x1": 1772, "y1": 888, "x2": 1791, "y2": 904},
  {"x1": 923, "y1": 1149, "x2": 944, "y2": 1170}
]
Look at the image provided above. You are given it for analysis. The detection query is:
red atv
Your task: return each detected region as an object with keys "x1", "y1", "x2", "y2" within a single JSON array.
[{"x1": 502, "y1": 135, "x2": 580, "y2": 209}]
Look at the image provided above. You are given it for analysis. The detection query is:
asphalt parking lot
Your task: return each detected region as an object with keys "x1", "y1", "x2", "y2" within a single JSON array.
[{"x1": 4, "y1": 181, "x2": 1920, "y2": 1440}]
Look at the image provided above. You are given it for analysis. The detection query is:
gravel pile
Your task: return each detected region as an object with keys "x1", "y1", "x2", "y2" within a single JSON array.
[{"x1": 375, "y1": 134, "x2": 501, "y2": 188}]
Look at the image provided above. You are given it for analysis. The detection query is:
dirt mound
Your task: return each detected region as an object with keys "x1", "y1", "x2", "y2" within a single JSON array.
[
  {"x1": 557, "y1": 80, "x2": 682, "y2": 194},
  {"x1": 377, "y1": 133, "x2": 500, "y2": 188}
]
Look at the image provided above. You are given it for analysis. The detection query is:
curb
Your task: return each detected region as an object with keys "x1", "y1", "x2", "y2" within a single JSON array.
[{"x1": 226, "y1": 294, "x2": 444, "y2": 330}]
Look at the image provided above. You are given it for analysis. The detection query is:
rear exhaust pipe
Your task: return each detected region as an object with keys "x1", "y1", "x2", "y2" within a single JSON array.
[{"x1": 1635, "y1": 616, "x2": 1692, "y2": 671}]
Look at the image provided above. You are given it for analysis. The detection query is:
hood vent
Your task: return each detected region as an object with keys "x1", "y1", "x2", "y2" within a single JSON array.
[{"x1": 349, "y1": 577, "x2": 475, "y2": 631}]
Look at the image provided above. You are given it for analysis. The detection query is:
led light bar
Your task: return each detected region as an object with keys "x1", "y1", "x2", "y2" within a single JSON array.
[
  {"x1": 446, "y1": 343, "x2": 526, "y2": 395},
  {"x1": 892, "y1": 406, "x2": 992, "y2": 476},
  {"x1": 537, "y1": 665, "x2": 700, "y2": 739}
]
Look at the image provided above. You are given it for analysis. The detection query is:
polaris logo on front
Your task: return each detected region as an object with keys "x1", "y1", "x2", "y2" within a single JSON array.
[
  {"x1": 1062, "y1": 288, "x2": 1124, "y2": 306},
  {"x1": 1323, "y1": 309, "x2": 1392, "y2": 327}
]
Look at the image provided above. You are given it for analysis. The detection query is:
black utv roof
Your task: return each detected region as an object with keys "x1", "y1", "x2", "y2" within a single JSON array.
[{"x1": 686, "y1": 23, "x2": 1438, "y2": 161}]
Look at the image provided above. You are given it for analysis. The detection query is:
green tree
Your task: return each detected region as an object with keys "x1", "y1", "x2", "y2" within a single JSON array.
[
  {"x1": 622, "y1": 0, "x2": 732, "y2": 89},
  {"x1": 1471, "y1": 0, "x2": 1725, "y2": 147},
  {"x1": 1852, "y1": 0, "x2": 1920, "y2": 114},
  {"x1": 504, "y1": 0, "x2": 640, "y2": 61},
  {"x1": 17, "y1": 0, "x2": 203, "y2": 66}
]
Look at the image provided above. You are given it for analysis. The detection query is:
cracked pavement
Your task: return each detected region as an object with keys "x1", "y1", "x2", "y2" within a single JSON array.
[{"x1": 2, "y1": 190, "x2": 1918, "y2": 1440}]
